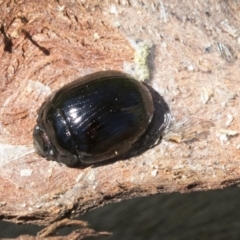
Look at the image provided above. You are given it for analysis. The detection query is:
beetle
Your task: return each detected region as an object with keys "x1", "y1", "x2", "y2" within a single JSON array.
[{"x1": 33, "y1": 70, "x2": 162, "y2": 167}]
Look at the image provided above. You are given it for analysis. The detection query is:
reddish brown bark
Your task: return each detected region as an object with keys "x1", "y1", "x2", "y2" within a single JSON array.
[{"x1": 0, "y1": 0, "x2": 240, "y2": 238}]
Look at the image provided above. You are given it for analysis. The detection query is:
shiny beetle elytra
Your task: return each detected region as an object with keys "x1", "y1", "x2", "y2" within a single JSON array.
[{"x1": 33, "y1": 70, "x2": 167, "y2": 167}]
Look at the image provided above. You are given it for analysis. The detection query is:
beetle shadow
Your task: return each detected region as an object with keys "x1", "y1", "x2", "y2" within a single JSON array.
[{"x1": 84, "y1": 83, "x2": 170, "y2": 169}]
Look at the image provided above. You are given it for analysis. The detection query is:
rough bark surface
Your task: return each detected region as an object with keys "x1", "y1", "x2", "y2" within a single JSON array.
[{"x1": 0, "y1": 0, "x2": 240, "y2": 238}]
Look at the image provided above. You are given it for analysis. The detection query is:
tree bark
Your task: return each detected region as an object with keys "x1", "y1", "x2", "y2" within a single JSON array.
[{"x1": 0, "y1": 0, "x2": 240, "y2": 238}]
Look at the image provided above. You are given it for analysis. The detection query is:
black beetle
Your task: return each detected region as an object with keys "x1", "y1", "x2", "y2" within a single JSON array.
[{"x1": 33, "y1": 70, "x2": 166, "y2": 167}]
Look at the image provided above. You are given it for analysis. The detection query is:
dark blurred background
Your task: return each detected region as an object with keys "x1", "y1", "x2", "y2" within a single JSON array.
[{"x1": 1, "y1": 186, "x2": 240, "y2": 239}]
